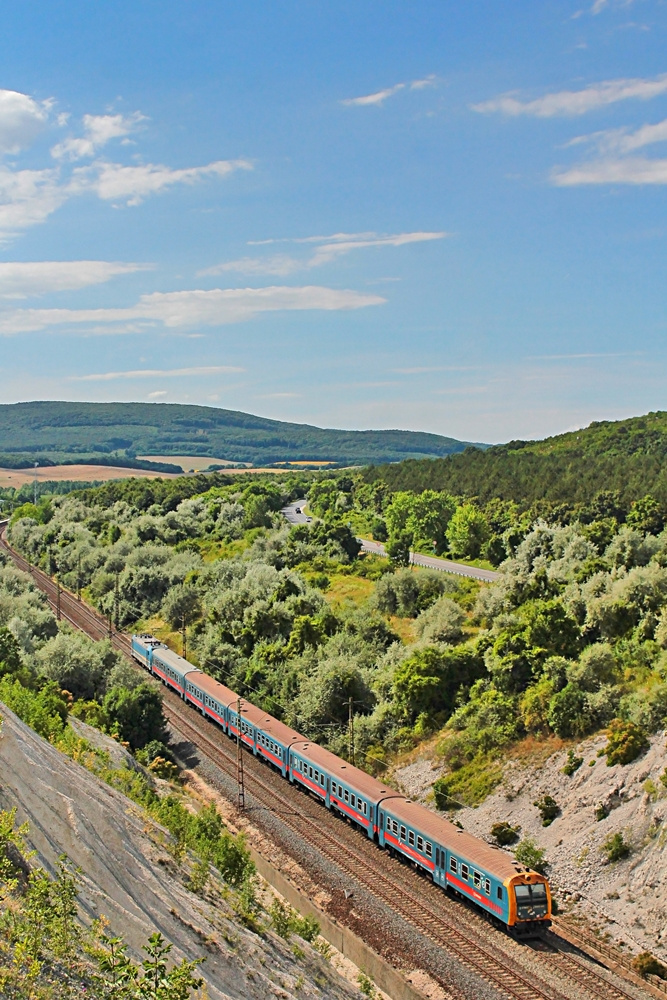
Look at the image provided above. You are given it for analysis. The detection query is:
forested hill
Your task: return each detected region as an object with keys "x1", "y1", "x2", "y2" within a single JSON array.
[
  {"x1": 363, "y1": 411, "x2": 667, "y2": 505},
  {"x1": 0, "y1": 401, "x2": 482, "y2": 468}
]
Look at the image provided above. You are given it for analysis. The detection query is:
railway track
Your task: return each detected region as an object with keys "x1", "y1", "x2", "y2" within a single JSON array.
[{"x1": 1, "y1": 530, "x2": 653, "y2": 1000}]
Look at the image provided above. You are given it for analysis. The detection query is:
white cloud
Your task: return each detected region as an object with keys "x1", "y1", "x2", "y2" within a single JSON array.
[
  {"x1": 569, "y1": 117, "x2": 667, "y2": 156},
  {"x1": 342, "y1": 84, "x2": 406, "y2": 107},
  {"x1": 553, "y1": 156, "x2": 667, "y2": 185},
  {"x1": 0, "y1": 285, "x2": 385, "y2": 335},
  {"x1": 201, "y1": 254, "x2": 301, "y2": 277},
  {"x1": 0, "y1": 260, "x2": 151, "y2": 299},
  {"x1": 148, "y1": 390, "x2": 167, "y2": 398},
  {"x1": 0, "y1": 90, "x2": 49, "y2": 155},
  {"x1": 51, "y1": 112, "x2": 145, "y2": 161},
  {"x1": 70, "y1": 364, "x2": 244, "y2": 381},
  {"x1": 0, "y1": 168, "x2": 67, "y2": 242},
  {"x1": 72, "y1": 158, "x2": 252, "y2": 206},
  {"x1": 553, "y1": 116, "x2": 667, "y2": 186},
  {"x1": 202, "y1": 231, "x2": 447, "y2": 276},
  {"x1": 474, "y1": 73, "x2": 667, "y2": 117},
  {"x1": 341, "y1": 76, "x2": 436, "y2": 107}
]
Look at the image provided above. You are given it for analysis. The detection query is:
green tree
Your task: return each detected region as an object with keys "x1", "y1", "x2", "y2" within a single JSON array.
[
  {"x1": 514, "y1": 837, "x2": 547, "y2": 874},
  {"x1": 604, "y1": 719, "x2": 649, "y2": 766},
  {"x1": 393, "y1": 646, "x2": 484, "y2": 725},
  {"x1": 161, "y1": 584, "x2": 202, "y2": 631},
  {"x1": 385, "y1": 490, "x2": 456, "y2": 552},
  {"x1": 385, "y1": 530, "x2": 413, "y2": 568},
  {"x1": 446, "y1": 504, "x2": 490, "y2": 560},
  {"x1": 626, "y1": 494, "x2": 665, "y2": 535},
  {"x1": 103, "y1": 682, "x2": 167, "y2": 749}
]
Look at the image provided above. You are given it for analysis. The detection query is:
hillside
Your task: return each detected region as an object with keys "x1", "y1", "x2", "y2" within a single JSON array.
[
  {"x1": 0, "y1": 704, "x2": 360, "y2": 1000},
  {"x1": 363, "y1": 410, "x2": 667, "y2": 505},
  {"x1": 0, "y1": 400, "x2": 482, "y2": 469}
]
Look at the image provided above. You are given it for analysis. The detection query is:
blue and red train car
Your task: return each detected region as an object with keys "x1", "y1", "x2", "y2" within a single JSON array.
[{"x1": 131, "y1": 633, "x2": 551, "y2": 936}]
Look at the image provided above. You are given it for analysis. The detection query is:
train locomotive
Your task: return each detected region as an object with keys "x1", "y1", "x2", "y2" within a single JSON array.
[{"x1": 132, "y1": 633, "x2": 552, "y2": 936}]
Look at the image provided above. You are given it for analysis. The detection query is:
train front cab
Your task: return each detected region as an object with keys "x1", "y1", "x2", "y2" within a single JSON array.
[
  {"x1": 130, "y1": 634, "x2": 164, "y2": 670},
  {"x1": 506, "y1": 873, "x2": 551, "y2": 937}
]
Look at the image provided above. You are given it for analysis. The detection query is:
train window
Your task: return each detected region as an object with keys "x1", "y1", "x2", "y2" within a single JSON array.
[
  {"x1": 425, "y1": 842, "x2": 432, "y2": 857},
  {"x1": 436, "y1": 849, "x2": 440, "y2": 866},
  {"x1": 363, "y1": 802, "x2": 367, "y2": 815},
  {"x1": 461, "y1": 864, "x2": 469, "y2": 881},
  {"x1": 400, "y1": 826, "x2": 406, "y2": 842},
  {"x1": 408, "y1": 831, "x2": 415, "y2": 847},
  {"x1": 309, "y1": 766, "x2": 313, "y2": 778},
  {"x1": 497, "y1": 886, "x2": 503, "y2": 901},
  {"x1": 393, "y1": 820, "x2": 399, "y2": 835},
  {"x1": 473, "y1": 871, "x2": 481, "y2": 889},
  {"x1": 417, "y1": 836, "x2": 424, "y2": 851},
  {"x1": 320, "y1": 774, "x2": 325, "y2": 787},
  {"x1": 484, "y1": 879, "x2": 491, "y2": 896},
  {"x1": 450, "y1": 858, "x2": 457, "y2": 874},
  {"x1": 344, "y1": 790, "x2": 349, "y2": 803}
]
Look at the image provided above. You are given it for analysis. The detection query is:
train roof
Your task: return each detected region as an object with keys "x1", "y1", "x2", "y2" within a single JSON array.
[
  {"x1": 187, "y1": 671, "x2": 239, "y2": 707},
  {"x1": 152, "y1": 645, "x2": 201, "y2": 677},
  {"x1": 236, "y1": 702, "x2": 308, "y2": 746},
  {"x1": 384, "y1": 797, "x2": 536, "y2": 882},
  {"x1": 292, "y1": 740, "x2": 405, "y2": 803}
]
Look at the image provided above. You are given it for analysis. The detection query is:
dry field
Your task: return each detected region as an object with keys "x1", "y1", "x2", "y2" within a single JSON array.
[{"x1": 0, "y1": 464, "x2": 180, "y2": 488}]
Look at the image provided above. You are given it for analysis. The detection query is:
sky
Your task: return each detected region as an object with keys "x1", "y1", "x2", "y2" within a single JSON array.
[{"x1": 0, "y1": 1, "x2": 666, "y2": 444}]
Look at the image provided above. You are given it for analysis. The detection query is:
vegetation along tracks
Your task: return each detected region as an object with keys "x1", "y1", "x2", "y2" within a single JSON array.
[{"x1": 0, "y1": 528, "x2": 653, "y2": 1000}]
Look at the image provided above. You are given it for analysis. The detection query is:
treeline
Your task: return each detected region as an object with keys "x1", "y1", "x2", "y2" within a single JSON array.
[{"x1": 363, "y1": 411, "x2": 667, "y2": 507}]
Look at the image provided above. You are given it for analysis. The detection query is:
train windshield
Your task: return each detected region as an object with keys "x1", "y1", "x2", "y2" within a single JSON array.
[{"x1": 514, "y1": 882, "x2": 548, "y2": 920}]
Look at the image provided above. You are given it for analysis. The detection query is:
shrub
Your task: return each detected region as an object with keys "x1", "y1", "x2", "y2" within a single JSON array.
[
  {"x1": 594, "y1": 803, "x2": 610, "y2": 822},
  {"x1": 103, "y1": 682, "x2": 167, "y2": 750},
  {"x1": 632, "y1": 952, "x2": 667, "y2": 980},
  {"x1": 534, "y1": 795, "x2": 560, "y2": 827},
  {"x1": 561, "y1": 748, "x2": 584, "y2": 776},
  {"x1": 602, "y1": 831, "x2": 630, "y2": 863},
  {"x1": 490, "y1": 822, "x2": 520, "y2": 846},
  {"x1": 604, "y1": 719, "x2": 649, "y2": 766},
  {"x1": 514, "y1": 837, "x2": 547, "y2": 874}
]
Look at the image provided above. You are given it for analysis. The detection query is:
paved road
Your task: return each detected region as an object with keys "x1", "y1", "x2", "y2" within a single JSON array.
[
  {"x1": 280, "y1": 499, "x2": 311, "y2": 524},
  {"x1": 279, "y1": 505, "x2": 499, "y2": 583},
  {"x1": 358, "y1": 537, "x2": 500, "y2": 582}
]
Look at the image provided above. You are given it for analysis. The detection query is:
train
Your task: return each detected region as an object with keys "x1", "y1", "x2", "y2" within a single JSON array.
[{"x1": 131, "y1": 633, "x2": 552, "y2": 936}]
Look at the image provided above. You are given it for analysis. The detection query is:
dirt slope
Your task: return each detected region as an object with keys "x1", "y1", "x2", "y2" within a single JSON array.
[
  {"x1": 0, "y1": 704, "x2": 359, "y2": 999},
  {"x1": 395, "y1": 731, "x2": 667, "y2": 962}
]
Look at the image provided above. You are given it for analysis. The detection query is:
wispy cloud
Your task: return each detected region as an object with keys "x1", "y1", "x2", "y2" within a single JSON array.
[
  {"x1": 71, "y1": 158, "x2": 252, "y2": 206},
  {"x1": 51, "y1": 112, "x2": 145, "y2": 161},
  {"x1": 0, "y1": 260, "x2": 151, "y2": 299},
  {"x1": 567, "y1": 117, "x2": 667, "y2": 156},
  {"x1": 70, "y1": 365, "x2": 243, "y2": 381},
  {"x1": 201, "y1": 230, "x2": 447, "y2": 276},
  {"x1": 553, "y1": 157, "x2": 667, "y2": 185},
  {"x1": 553, "y1": 116, "x2": 667, "y2": 186},
  {"x1": 341, "y1": 75, "x2": 436, "y2": 107},
  {"x1": 0, "y1": 285, "x2": 385, "y2": 335},
  {"x1": 474, "y1": 73, "x2": 667, "y2": 117}
]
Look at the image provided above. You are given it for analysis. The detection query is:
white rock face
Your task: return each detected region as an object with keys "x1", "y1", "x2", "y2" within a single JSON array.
[
  {"x1": 395, "y1": 731, "x2": 667, "y2": 959},
  {"x1": 0, "y1": 704, "x2": 358, "y2": 1000}
]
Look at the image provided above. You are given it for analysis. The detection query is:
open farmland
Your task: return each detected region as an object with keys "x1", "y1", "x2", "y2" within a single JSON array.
[{"x1": 0, "y1": 463, "x2": 180, "y2": 488}]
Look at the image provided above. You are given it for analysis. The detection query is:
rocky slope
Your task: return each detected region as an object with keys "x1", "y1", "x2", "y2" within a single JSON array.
[
  {"x1": 0, "y1": 704, "x2": 360, "y2": 1000},
  {"x1": 394, "y1": 732, "x2": 667, "y2": 962}
]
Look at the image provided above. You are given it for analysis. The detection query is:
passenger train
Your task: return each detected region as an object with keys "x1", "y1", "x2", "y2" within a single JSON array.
[{"x1": 132, "y1": 633, "x2": 552, "y2": 936}]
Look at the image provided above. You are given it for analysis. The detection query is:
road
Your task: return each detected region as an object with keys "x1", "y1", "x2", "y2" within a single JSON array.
[
  {"x1": 279, "y1": 505, "x2": 500, "y2": 583},
  {"x1": 358, "y1": 538, "x2": 500, "y2": 582},
  {"x1": 280, "y1": 498, "x2": 311, "y2": 524}
]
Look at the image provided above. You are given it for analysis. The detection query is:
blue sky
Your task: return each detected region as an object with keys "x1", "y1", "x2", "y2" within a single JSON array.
[{"x1": 1, "y1": 1, "x2": 666, "y2": 444}]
